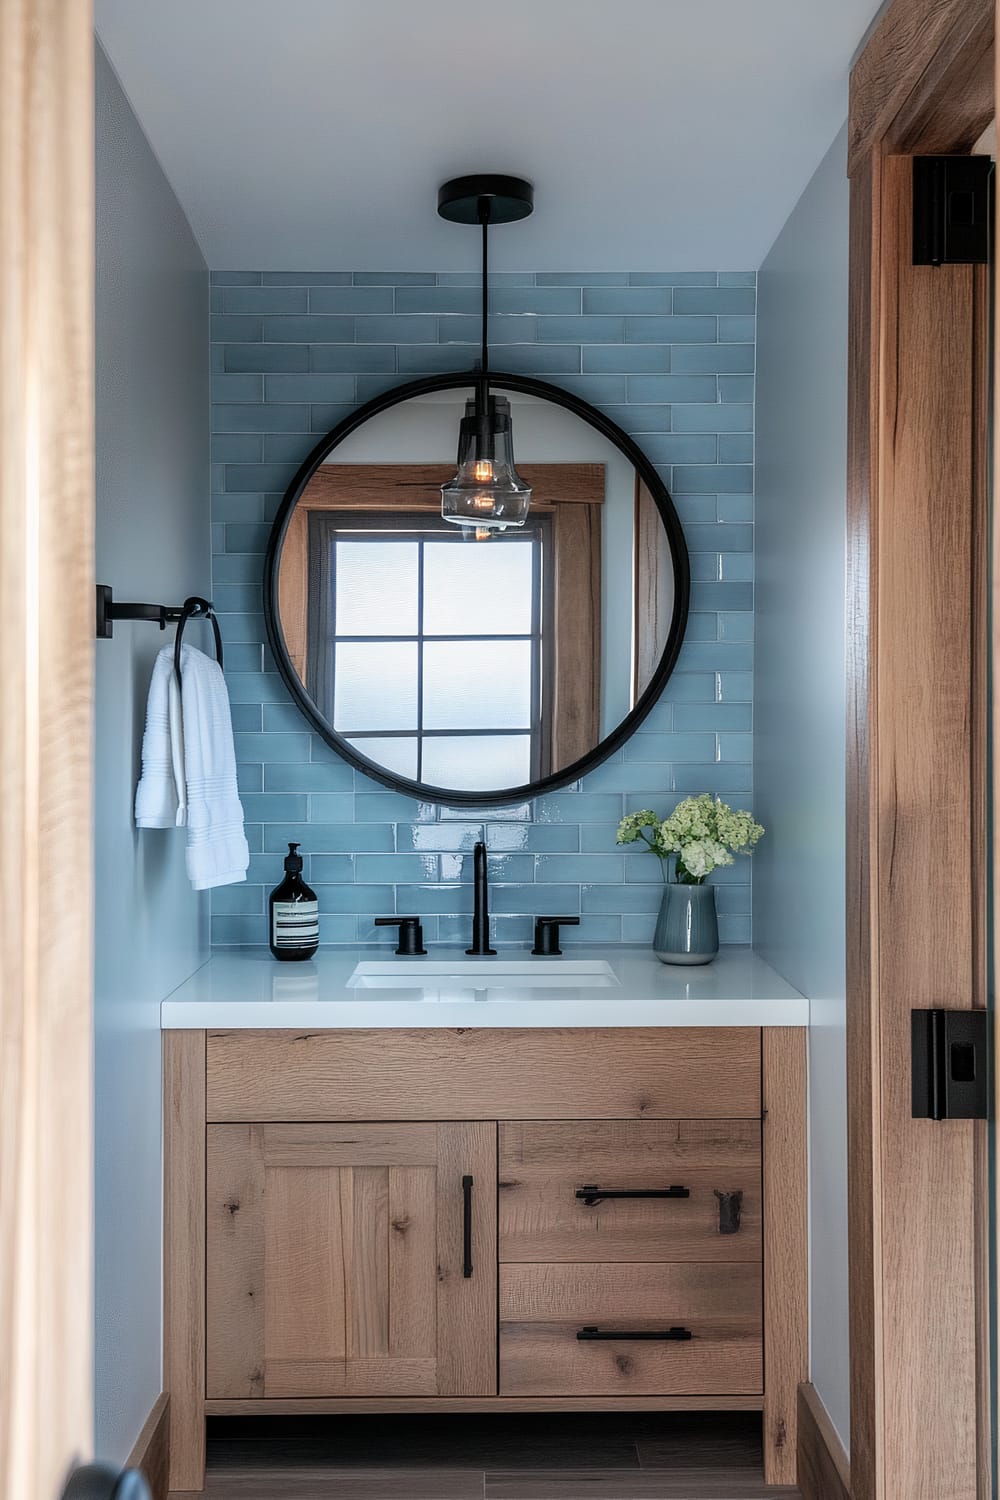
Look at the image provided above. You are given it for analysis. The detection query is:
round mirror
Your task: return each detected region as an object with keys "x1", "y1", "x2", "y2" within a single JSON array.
[{"x1": 264, "y1": 372, "x2": 690, "y2": 805}]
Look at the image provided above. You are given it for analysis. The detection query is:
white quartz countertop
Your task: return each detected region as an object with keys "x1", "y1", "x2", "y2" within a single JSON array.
[{"x1": 160, "y1": 946, "x2": 807, "y2": 1029}]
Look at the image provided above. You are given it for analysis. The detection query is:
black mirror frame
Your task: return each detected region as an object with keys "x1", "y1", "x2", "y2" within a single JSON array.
[{"x1": 263, "y1": 369, "x2": 691, "y2": 808}]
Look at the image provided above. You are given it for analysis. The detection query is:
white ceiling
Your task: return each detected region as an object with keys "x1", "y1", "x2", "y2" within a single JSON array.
[{"x1": 95, "y1": 0, "x2": 881, "y2": 271}]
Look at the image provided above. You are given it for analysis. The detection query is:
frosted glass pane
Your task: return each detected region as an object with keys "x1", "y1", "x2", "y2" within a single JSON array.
[
  {"x1": 334, "y1": 642, "x2": 417, "y2": 731},
  {"x1": 347, "y1": 736, "x2": 418, "y2": 780},
  {"x1": 422, "y1": 735, "x2": 531, "y2": 791},
  {"x1": 423, "y1": 540, "x2": 534, "y2": 636},
  {"x1": 335, "y1": 541, "x2": 418, "y2": 635},
  {"x1": 422, "y1": 641, "x2": 532, "y2": 730}
]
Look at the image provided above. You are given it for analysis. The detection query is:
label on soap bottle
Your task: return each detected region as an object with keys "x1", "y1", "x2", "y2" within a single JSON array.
[{"x1": 271, "y1": 900, "x2": 319, "y2": 950}]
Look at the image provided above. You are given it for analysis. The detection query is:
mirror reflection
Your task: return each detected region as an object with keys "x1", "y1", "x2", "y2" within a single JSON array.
[{"x1": 271, "y1": 383, "x2": 686, "y2": 798}]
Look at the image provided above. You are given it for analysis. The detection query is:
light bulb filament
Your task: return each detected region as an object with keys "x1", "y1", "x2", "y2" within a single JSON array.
[{"x1": 473, "y1": 458, "x2": 494, "y2": 482}]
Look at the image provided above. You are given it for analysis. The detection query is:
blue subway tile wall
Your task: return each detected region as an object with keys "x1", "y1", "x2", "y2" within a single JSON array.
[{"x1": 210, "y1": 270, "x2": 756, "y2": 949}]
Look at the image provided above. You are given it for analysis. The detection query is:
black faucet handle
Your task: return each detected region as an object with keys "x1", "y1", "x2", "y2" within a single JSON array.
[
  {"x1": 532, "y1": 916, "x2": 581, "y2": 957},
  {"x1": 374, "y1": 916, "x2": 427, "y2": 956}
]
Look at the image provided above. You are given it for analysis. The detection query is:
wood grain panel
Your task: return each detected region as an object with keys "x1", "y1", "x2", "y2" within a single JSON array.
[
  {"x1": 848, "y1": 0, "x2": 993, "y2": 170},
  {"x1": 207, "y1": 1125, "x2": 266, "y2": 1399},
  {"x1": 550, "y1": 499, "x2": 602, "y2": 771},
  {"x1": 436, "y1": 1121, "x2": 498, "y2": 1396},
  {"x1": 300, "y1": 462, "x2": 606, "y2": 509},
  {"x1": 206, "y1": 1122, "x2": 497, "y2": 1402},
  {"x1": 125, "y1": 1393, "x2": 170, "y2": 1500},
  {"x1": 206, "y1": 1029, "x2": 762, "y2": 1122},
  {"x1": 634, "y1": 479, "x2": 676, "y2": 699},
  {"x1": 499, "y1": 1263, "x2": 761, "y2": 1398},
  {"x1": 761, "y1": 1029, "x2": 808, "y2": 1487},
  {"x1": 0, "y1": 5, "x2": 95, "y2": 1496},
  {"x1": 499, "y1": 1120, "x2": 761, "y2": 1263},
  {"x1": 797, "y1": 1382, "x2": 850, "y2": 1500},
  {"x1": 164, "y1": 1031, "x2": 207, "y2": 1490}
]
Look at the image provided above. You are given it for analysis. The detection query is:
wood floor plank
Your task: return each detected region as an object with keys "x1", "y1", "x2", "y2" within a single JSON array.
[
  {"x1": 178, "y1": 1469, "x2": 485, "y2": 1498},
  {"x1": 484, "y1": 1474, "x2": 798, "y2": 1499}
]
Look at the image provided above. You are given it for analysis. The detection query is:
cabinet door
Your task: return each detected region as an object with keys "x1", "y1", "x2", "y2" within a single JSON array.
[{"x1": 207, "y1": 1122, "x2": 496, "y2": 1399}]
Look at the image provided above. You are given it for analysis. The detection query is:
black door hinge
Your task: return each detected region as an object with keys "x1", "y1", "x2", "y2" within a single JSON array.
[
  {"x1": 913, "y1": 156, "x2": 993, "y2": 266},
  {"x1": 912, "y1": 1009, "x2": 990, "y2": 1120}
]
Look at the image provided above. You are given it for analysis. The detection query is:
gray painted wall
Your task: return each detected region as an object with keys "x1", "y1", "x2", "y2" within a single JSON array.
[
  {"x1": 754, "y1": 125, "x2": 849, "y2": 1448},
  {"x1": 94, "y1": 42, "x2": 209, "y2": 1462}
]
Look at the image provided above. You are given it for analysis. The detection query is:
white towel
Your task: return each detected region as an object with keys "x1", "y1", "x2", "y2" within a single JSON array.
[
  {"x1": 134, "y1": 647, "x2": 186, "y2": 829},
  {"x1": 135, "y1": 644, "x2": 250, "y2": 891}
]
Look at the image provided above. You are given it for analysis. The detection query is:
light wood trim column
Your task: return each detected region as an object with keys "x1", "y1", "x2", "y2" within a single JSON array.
[
  {"x1": 761, "y1": 1028, "x2": 808, "y2": 1487},
  {"x1": 0, "y1": 4, "x2": 95, "y2": 1498},
  {"x1": 797, "y1": 1382, "x2": 851, "y2": 1500},
  {"x1": 164, "y1": 1032, "x2": 207, "y2": 1491}
]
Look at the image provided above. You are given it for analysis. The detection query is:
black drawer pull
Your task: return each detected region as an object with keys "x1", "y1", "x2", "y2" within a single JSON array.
[
  {"x1": 577, "y1": 1325, "x2": 694, "y2": 1342},
  {"x1": 576, "y1": 1184, "x2": 690, "y2": 1207},
  {"x1": 462, "y1": 1174, "x2": 473, "y2": 1278}
]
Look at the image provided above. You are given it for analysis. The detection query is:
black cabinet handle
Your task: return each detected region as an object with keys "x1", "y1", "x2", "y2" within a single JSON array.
[
  {"x1": 576, "y1": 1184, "x2": 690, "y2": 1207},
  {"x1": 577, "y1": 1325, "x2": 693, "y2": 1342},
  {"x1": 462, "y1": 1174, "x2": 473, "y2": 1278}
]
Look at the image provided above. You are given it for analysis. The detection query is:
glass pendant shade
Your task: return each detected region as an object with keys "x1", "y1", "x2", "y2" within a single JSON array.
[{"x1": 441, "y1": 393, "x2": 532, "y2": 531}]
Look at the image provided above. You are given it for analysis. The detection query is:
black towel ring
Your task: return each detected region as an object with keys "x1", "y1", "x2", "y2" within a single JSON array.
[{"x1": 173, "y1": 596, "x2": 224, "y2": 683}]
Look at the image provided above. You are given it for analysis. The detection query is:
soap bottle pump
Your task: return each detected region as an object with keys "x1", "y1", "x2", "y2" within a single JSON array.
[{"x1": 268, "y1": 842, "x2": 319, "y2": 961}]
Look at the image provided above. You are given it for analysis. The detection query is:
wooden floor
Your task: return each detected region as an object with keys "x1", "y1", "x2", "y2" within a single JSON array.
[{"x1": 172, "y1": 1412, "x2": 802, "y2": 1498}]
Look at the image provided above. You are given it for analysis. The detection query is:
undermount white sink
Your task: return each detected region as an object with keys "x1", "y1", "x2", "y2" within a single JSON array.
[{"x1": 348, "y1": 958, "x2": 619, "y2": 993}]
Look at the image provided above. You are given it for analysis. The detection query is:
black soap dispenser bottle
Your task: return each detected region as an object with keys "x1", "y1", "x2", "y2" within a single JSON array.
[{"x1": 268, "y1": 842, "x2": 319, "y2": 961}]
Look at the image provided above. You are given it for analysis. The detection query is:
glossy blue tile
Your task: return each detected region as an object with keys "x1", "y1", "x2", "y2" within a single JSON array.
[
  {"x1": 223, "y1": 642, "x2": 265, "y2": 673},
  {"x1": 215, "y1": 403, "x2": 310, "y2": 433},
  {"x1": 310, "y1": 286, "x2": 393, "y2": 314},
  {"x1": 491, "y1": 287, "x2": 581, "y2": 313},
  {"x1": 265, "y1": 761, "x2": 354, "y2": 792},
  {"x1": 212, "y1": 271, "x2": 262, "y2": 286},
  {"x1": 439, "y1": 801, "x2": 532, "y2": 821},
  {"x1": 212, "y1": 374, "x2": 264, "y2": 402},
  {"x1": 719, "y1": 316, "x2": 756, "y2": 343},
  {"x1": 211, "y1": 315, "x2": 263, "y2": 342},
  {"x1": 597, "y1": 403, "x2": 671, "y2": 430},
  {"x1": 536, "y1": 272, "x2": 627, "y2": 286},
  {"x1": 584, "y1": 286, "x2": 673, "y2": 314},
  {"x1": 441, "y1": 853, "x2": 534, "y2": 884},
  {"x1": 225, "y1": 286, "x2": 307, "y2": 314},
  {"x1": 355, "y1": 853, "x2": 440, "y2": 883},
  {"x1": 316, "y1": 884, "x2": 395, "y2": 913},
  {"x1": 439, "y1": 272, "x2": 534, "y2": 287},
  {"x1": 491, "y1": 345, "x2": 582, "y2": 374},
  {"x1": 438, "y1": 316, "x2": 537, "y2": 345},
  {"x1": 688, "y1": 582, "x2": 754, "y2": 612},
  {"x1": 212, "y1": 884, "x2": 265, "y2": 915},
  {"x1": 226, "y1": 673, "x2": 292, "y2": 704},
  {"x1": 355, "y1": 793, "x2": 438, "y2": 822},
  {"x1": 671, "y1": 763, "x2": 752, "y2": 793},
  {"x1": 535, "y1": 854, "x2": 624, "y2": 883},
  {"x1": 719, "y1": 435, "x2": 754, "y2": 464},
  {"x1": 673, "y1": 703, "x2": 752, "y2": 732},
  {"x1": 659, "y1": 672, "x2": 717, "y2": 702},
  {"x1": 397, "y1": 823, "x2": 485, "y2": 852},
  {"x1": 673, "y1": 287, "x2": 756, "y2": 314},
  {"x1": 310, "y1": 831, "x2": 395, "y2": 863},
  {"x1": 534, "y1": 794, "x2": 624, "y2": 823},
  {"x1": 491, "y1": 884, "x2": 580, "y2": 915},
  {"x1": 263, "y1": 272, "x2": 352, "y2": 285},
  {"x1": 719, "y1": 612, "x2": 754, "y2": 641},
  {"x1": 672, "y1": 403, "x2": 752, "y2": 433},
  {"x1": 395, "y1": 882, "x2": 475, "y2": 915},
  {"x1": 719, "y1": 272, "x2": 756, "y2": 287},
  {"x1": 310, "y1": 403, "x2": 356, "y2": 431},
  {"x1": 674, "y1": 464, "x2": 753, "y2": 493},
  {"x1": 225, "y1": 463, "x2": 298, "y2": 492},
  {"x1": 309, "y1": 345, "x2": 394, "y2": 373},
  {"x1": 354, "y1": 271, "x2": 435, "y2": 285},
  {"x1": 718, "y1": 494, "x2": 754, "y2": 522},
  {"x1": 533, "y1": 317, "x2": 624, "y2": 344},
  {"x1": 583, "y1": 345, "x2": 671, "y2": 375},
  {"x1": 395, "y1": 286, "x2": 481, "y2": 314},
  {"x1": 263, "y1": 373, "x2": 356, "y2": 402},
  {"x1": 639, "y1": 435, "x2": 717, "y2": 466},
  {"x1": 623, "y1": 733, "x2": 716, "y2": 762},
  {"x1": 212, "y1": 915, "x2": 267, "y2": 945},
  {"x1": 673, "y1": 495, "x2": 718, "y2": 525},
  {"x1": 485, "y1": 824, "x2": 579, "y2": 853},
  {"x1": 625, "y1": 316, "x2": 717, "y2": 343},
  {"x1": 582, "y1": 884, "x2": 661, "y2": 915},
  {"x1": 225, "y1": 344, "x2": 309, "y2": 373},
  {"x1": 212, "y1": 435, "x2": 261, "y2": 464},
  {"x1": 719, "y1": 376, "x2": 755, "y2": 402},
  {"x1": 719, "y1": 671, "x2": 754, "y2": 701},
  {"x1": 677, "y1": 640, "x2": 754, "y2": 671},
  {"x1": 626, "y1": 375, "x2": 717, "y2": 404},
  {"x1": 548, "y1": 374, "x2": 628, "y2": 404},
  {"x1": 240, "y1": 793, "x2": 309, "y2": 822},
  {"x1": 264, "y1": 433, "x2": 314, "y2": 464},
  {"x1": 684, "y1": 523, "x2": 752, "y2": 552},
  {"x1": 628, "y1": 272, "x2": 718, "y2": 286},
  {"x1": 672, "y1": 345, "x2": 755, "y2": 374},
  {"x1": 719, "y1": 733, "x2": 753, "y2": 761},
  {"x1": 213, "y1": 585, "x2": 262, "y2": 613},
  {"x1": 234, "y1": 733, "x2": 310, "y2": 763},
  {"x1": 263, "y1": 315, "x2": 355, "y2": 343}
]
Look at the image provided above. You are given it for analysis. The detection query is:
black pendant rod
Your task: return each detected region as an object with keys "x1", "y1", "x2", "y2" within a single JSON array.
[
  {"x1": 478, "y1": 196, "x2": 490, "y2": 376},
  {"x1": 474, "y1": 196, "x2": 491, "y2": 453}
]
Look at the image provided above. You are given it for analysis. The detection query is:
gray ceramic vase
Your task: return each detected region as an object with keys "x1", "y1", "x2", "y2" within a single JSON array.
[{"x1": 653, "y1": 881, "x2": 719, "y2": 965}]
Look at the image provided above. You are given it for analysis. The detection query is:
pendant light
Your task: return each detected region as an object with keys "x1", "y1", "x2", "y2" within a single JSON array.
[{"x1": 438, "y1": 174, "x2": 534, "y2": 531}]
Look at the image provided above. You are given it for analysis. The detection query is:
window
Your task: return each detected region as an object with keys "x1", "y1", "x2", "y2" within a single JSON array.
[{"x1": 307, "y1": 512, "x2": 552, "y2": 789}]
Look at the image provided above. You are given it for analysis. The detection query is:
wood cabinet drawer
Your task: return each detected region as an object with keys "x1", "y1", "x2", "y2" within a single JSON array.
[
  {"x1": 499, "y1": 1263, "x2": 761, "y2": 1397},
  {"x1": 499, "y1": 1121, "x2": 761, "y2": 1263},
  {"x1": 205, "y1": 1028, "x2": 762, "y2": 1121}
]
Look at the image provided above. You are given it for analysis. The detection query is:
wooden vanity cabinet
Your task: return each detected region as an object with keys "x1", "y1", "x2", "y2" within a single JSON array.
[
  {"x1": 206, "y1": 1122, "x2": 496, "y2": 1400},
  {"x1": 164, "y1": 1026, "x2": 806, "y2": 1493}
]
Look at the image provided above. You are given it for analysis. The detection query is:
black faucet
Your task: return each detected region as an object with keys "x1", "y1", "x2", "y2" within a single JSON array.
[{"x1": 466, "y1": 841, "x2": 496, "y2": 956}]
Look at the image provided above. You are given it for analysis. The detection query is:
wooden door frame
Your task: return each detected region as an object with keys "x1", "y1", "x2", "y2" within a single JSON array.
[
  {"x1": 847, "y1": 2, "x2": 994, "y2": 1498},
  {"x1": 0, "y1": 3, "x2": 96, "y2": 1498}
]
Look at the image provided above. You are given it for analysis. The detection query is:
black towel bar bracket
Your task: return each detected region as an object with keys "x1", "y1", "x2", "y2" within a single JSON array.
[{"x1": 95, "y1": 584, "x2": 223, "y2": 675}]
